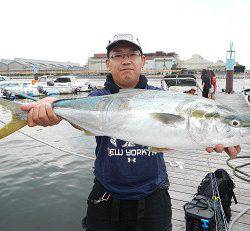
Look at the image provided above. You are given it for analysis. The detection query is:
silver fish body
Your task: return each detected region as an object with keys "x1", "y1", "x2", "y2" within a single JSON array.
[{"x1": 52, "y1": 89, "x2": 250, "y2": 150}]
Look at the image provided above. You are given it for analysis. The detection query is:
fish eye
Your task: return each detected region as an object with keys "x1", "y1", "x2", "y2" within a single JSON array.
[{"x1": 231, "y1": 120, "x2": 240, "y2": 127}]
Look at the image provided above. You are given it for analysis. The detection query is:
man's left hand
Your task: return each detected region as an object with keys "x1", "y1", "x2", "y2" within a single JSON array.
[{"x1": 206, "y1": 144, "x2": 241, "y2": 159}]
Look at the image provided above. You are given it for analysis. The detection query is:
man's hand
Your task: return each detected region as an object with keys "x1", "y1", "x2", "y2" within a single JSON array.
[
  {"x1": 20, "y1": 97, "x2": 61, "y2": 127},
  {"x1": 206, "y1": 144, "x2": 241, "y2": 159}
]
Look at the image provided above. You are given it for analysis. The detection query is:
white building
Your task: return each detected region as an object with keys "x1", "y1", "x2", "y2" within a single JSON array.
[
  {"x1": 87, "y1": 51, "x2": 179, "y2": 72},
  {"x1": 210, "y1": 60, "x2": 226, "y2": 71},
  {"x1": 178, "y1": 54, "x2": 212, "y2": 71},
  {"x1": 87, "y1": 54, "x2": 107, "y2": 71}
]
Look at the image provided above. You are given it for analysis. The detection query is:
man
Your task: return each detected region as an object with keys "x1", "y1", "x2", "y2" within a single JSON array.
[
  {"x1": 21, "y1": 34, "x2": 240, "y2": 231},
  {"x1": 201, "y1": 69, "x2": 212, "y2": 98}
]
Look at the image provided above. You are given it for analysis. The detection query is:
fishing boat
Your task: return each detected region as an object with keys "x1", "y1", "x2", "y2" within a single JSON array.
[
  {"x1": 37, "y1": 85, "x2": 78, "y2": 96},
  {"x1": 36, "y1": 75, "x2": 96, "y2": 96},
  {"x1": 1, "y1": 82, "x2": 43, "y2": 99},
  {"x1": 161, "y1": 74, "x2": 201, "y2": 96},
  {"x1": 51, "y1": 75, "x2": 93, "y2": 92},
  {"x1": 0, "y1": 75, "x2": 10, "y2": 82}
]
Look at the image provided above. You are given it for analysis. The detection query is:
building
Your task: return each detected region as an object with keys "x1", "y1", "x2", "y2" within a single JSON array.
[
  {"x1": 7, "y1": 58, "x2": 81, "y2": 72},
  {"x1": 144, "y1": 51, "x2": 179, "y2": 70},
  {"x1": 178, "y1": 54, "x2": 212, "y2": 71},
  {"x1": 210, "y1": 60, "x2": 226, "y2": 72},
  {"x1": 87, "y1": 51, "x2": 179, "y2": 72},
  {"x1": 0, "y1": 59, "x2": 13, "y2": 72},
  {"x1": 87, "y1": 53, "x2": 107, "y2": 71}
]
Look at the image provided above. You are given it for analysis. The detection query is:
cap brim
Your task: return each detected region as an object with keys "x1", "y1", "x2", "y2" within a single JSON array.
[{"x1": 106, "y1": 40, "x2": 141, "y2": 53}]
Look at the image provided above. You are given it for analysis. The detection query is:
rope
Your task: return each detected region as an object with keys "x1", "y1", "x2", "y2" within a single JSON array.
[
  {"x1": 228, "y1": 206, "x2": 250, "y2": 230},
  {"x1": 0, "y1": 119, "x2": 95, "y2": 160},
  {"x1": 210, "y1": 172, "x2": 229, "y2": 231},
  {"x1": 207, "y1": 153, "x2": 229, "y2": 231},
  {"x1": 226, "y1": 156, "x2": 250, "y2": 182}
]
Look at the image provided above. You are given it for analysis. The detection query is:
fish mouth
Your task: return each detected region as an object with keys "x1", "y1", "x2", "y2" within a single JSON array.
[{"x1": 240, "y1": 127, "x2": 250, "y2": 139}]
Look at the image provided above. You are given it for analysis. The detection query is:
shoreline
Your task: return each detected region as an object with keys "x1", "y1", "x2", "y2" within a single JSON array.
[{"x1": 7, "y1": 73, "x2": 250, "y2": 80}]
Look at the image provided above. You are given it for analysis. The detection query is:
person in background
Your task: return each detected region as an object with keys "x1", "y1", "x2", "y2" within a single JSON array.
[
  {"x1": 201, "y1": 69, "x2": 211, "y2": 98},
  {"x1": 20, "y1": 34, "x2": 241, "y2": 231},
  {"x1": 210, "y1": 70, "x2": 217, "y2": 100},
  {"x1": 187, "y1": 88, "x2": 196, "y2": 95}
]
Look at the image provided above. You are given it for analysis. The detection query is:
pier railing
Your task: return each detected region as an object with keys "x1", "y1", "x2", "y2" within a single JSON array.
[{"x1": 0, "y1": 69, "x2": 183, "y2": 77}]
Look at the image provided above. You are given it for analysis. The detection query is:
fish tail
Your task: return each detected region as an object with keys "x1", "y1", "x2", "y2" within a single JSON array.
[{"x1": 0, "y1": 99, "x2": 27, "y2": 139}]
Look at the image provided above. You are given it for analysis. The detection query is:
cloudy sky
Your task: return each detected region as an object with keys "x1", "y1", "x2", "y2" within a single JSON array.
[{"x1": 1, "y1": 0, "x2": 249, "y2": 68}]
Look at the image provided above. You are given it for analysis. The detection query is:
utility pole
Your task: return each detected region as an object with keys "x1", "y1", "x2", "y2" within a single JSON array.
[{"x1": 225, "y1": 42, "x2": 235, "y2": 93}]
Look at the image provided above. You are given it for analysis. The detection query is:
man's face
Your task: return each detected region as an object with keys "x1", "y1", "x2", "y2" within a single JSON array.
[{"x1": 106, "y1": 42, "x2": 146, "y2": 88}]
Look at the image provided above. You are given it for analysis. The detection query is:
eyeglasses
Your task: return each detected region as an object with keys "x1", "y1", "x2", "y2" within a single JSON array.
[{"x1": 109, "y1": 51, "x2": 141, "y2": 62}]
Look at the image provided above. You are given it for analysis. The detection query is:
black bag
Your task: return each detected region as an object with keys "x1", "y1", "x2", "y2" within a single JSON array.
[
  {"x1": 196, "y1": 169, "x2": 237, "y2": 222},
  {"x1": 184, "y1": 195, "x2": 215, "y2": 231},
  {"x1": 184, "y1": 169, "x2": 237, "y2": 230}
]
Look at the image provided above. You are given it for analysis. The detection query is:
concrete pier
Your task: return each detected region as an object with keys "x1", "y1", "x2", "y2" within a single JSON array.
[{"x1": 168, "y1": 93, "x2": 250, "y2": 230}]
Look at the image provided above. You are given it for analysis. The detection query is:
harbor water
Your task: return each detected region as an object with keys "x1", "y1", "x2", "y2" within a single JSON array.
[{"x1": 0, "y1": 78, "x2": 249, "y2": 231}]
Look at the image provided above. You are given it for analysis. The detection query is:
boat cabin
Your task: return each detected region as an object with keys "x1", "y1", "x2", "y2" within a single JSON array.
[{"x1": 161, "y1": 74, "x2": 200, "y2": 95}]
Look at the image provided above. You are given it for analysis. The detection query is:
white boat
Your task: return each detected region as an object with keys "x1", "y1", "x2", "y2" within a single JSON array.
[
  {"x1": 161, "y1": 74, "x2": 201, "y2": 96},
  {"x1": 52, "y1": 75, "x2": 92, "y2": 92},
  {"x1": 0, "y1": 76, "x2": 12, "y2": 90},
  {"x1": 0, "y1": 75, "x2": 10, "y2": 82},
  {"x1": 243, "y1": 88, "x2": 250, "y2": 106},
  {"x1": 1, "y1": 82, "x2": 44, "y2": 99},
  {"x1": 36, "y1": 75, "x2": 96, "y2": 96},
  {"x1": 37, "y1": 85, "x2": 78, "y2": 96}
]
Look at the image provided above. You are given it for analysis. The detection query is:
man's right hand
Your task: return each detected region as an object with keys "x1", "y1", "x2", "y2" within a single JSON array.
[{"x1": 20, "y1": 97, "x2": 61, "y2": 127}]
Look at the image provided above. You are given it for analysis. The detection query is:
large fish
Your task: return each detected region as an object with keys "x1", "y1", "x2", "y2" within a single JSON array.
[{"x1": 0, "y1": 89, "x2": 250, "y2": 150}]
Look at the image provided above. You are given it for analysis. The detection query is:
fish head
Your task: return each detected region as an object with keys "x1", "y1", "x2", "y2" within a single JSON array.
[
  {"x1": 188, "y1": 103, "x2": 250, "y2": 147},
  {"x1": 221, "y1": 114, "x2": 250, "y2": 140}
]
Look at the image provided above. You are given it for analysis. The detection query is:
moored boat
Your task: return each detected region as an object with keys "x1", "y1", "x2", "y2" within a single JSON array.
[{"x1": 161, "y1": 74, "x2": 201, "y2": 96}]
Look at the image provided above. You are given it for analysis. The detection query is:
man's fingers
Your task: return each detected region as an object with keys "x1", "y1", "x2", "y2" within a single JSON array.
[
  {"x1": 37, "y1": 103, "x2": 50, "y2": 126},
  {"x1": 27, "y1": 108, "x2": 36, "y2": 127},
  {"x1": 206, "y1": 147, "x2": 214, "y2": 153},
  {"x1": 20, "y1": 97, "x2": 59, "y2": 127},
  {"x1": 32, "y1": 106, "x2": 40, "y2": 125},
  {"x1": 235, "y1": 145, "x2": 241, "y2": 154},
  {"x1": 206, "y1": 144, "x2": 241, "y2": 159},
  {"x1": 213, "y1": 144, "x2": 224, "y2": 153},
  {"x1": 224, "y1": 147, "x2": 238, "y2": 159},
  {"x1": 45, "y1": 103, "x2": 61, "y2": 125},
  {"x1": 20, "y1": 102, "x2": 37, "y2": 111}
]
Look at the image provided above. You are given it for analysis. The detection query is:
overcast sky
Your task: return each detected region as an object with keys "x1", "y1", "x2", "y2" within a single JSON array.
[{"x1": 1, "y1": 0, "x2": 249, "y2": 69}]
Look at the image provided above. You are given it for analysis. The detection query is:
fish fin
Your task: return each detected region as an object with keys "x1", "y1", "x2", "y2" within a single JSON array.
[
  {"x1": 0, "y1": 117, "x2": 27, "y2": 139},
  {"x1": 83, "y1": 129, "x2": 95, "y2": 136},
  {"x1": 150, "y1": 113, "x2": 185, "y2": 125},
  {"x1": 0, "y1": 99, "x2": 27, "y2": 139},
  {"x1": 192, "y1": 110, "x2": 220, "y2": 119},
  {"x1": 149, "y1": 147, "x2": 173, "y2": 152},
  {"x1": 191, "y1": 110, "x2": 205, "y2": 118},
  {"x1": 69, "y1": 123, "x2": 96, "y2": 136}
]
